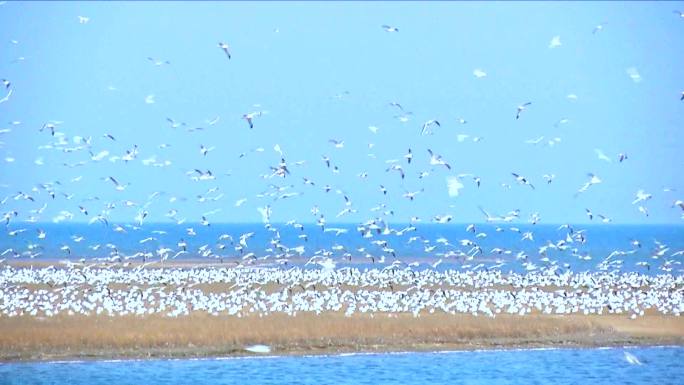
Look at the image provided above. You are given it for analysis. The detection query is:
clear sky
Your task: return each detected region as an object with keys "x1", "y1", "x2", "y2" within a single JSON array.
[{"x1": 0, "y1": 1, "x2": 683, "y2": 225}]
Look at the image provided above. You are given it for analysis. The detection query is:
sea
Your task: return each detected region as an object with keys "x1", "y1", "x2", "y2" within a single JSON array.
[
  {"x1": 2, "y1": 223, "x2": 683, "y2": 275},
  {"x1": 0, "y1": 346, "x2": 682, "y2": 385}
]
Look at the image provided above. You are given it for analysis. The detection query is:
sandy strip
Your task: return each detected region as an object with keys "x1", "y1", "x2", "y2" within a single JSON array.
[{"x1": 1, "y1": 313, "x2": 682, "y2": 361}]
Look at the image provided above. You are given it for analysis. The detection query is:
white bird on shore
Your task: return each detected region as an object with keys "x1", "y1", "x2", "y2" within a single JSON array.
[{"x1": 245, "y1": 344, "x2": 271, "y2": 354}]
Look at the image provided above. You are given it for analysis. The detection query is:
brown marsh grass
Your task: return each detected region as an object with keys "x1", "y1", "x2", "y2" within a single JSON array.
[{"x1": 1, "y1": 312, "x2": 682, "y2": 361}]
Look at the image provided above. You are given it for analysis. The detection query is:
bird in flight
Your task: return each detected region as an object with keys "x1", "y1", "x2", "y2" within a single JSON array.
[
  {"x1": 243, "y1": 112, "x2": 262, "y2": 129},
  {"x1": 218, "y1": 42, "x2": 231, "y2": 59},
  {"x1": 516, "y1": 102, "x2": 531, "y2": 119},
  {"x1": 381, "y1": 25, "x2": 399, "y2": 32},
  {"x1": 420, "y1": 119, "x2": 440, "y2": 135},
  {"x1": 512, "y1": 173, "x2": 535, "y2": 189}
]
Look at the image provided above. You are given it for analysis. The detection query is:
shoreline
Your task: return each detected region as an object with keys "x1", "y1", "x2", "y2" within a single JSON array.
[{"x1": 2, "y1": 313, "x2": 682, "y2": 363}]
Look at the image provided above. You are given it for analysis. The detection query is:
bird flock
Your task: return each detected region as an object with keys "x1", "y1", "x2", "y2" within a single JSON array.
[{"x1": 1, "y1": 11, "x2": 683, "y2": 321}]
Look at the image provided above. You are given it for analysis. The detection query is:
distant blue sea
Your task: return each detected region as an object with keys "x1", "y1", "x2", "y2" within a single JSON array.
[
  {"x1": 1, "y1": 347, "x2": 682, "y2": 385},
  {"x1": 1, "y1": 223, "x2": 683, "y2": 274}
]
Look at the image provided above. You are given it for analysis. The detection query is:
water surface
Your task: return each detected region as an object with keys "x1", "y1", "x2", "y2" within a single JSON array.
[{"x1": 1, "y1": 347, "x2": 682, "y2": 385}]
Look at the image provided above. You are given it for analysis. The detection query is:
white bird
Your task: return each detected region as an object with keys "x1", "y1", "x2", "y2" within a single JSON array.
[
  {"x1": 512, "y1": 173, "x2": 535, "y2": 189},
  {"x1": 623, "y1": 351, "x2": 643, "y2": 365},
  {"x1": 218, "y1": 42, "x2": 231, "y2": 59},
  {"x1": 381, "y1": 25, "x2": 399, "y2": 32},
  {"x1": 244, "y1": 344, "x2": 271, "y2": 354},
  {"x1": 516, "y1": 102, "x2": 531, "y2": 119},
  {"x1": 420, "y1": 120, "x2": 441, "y2": 135},
  {"x1": 243, "y1": 112, "x2": 261, "y2": 129},
  {"x1": 0, "y1": 89, "x2": 12, "y2": 104},
  {"x1": 329, "y1": 139, "x2": 344, "y2": 148},
  {"x1": 428, "y1": 149, "x2": 451, "y2": 170},
  {"x1": 77, "y1": 16, "x2": 90, "y2": 24},
  {"x1": 594, "y1": 149, "x2": 612, "y2": 163},
  {"x1": 446, "y1": 177, "x2": 464, "y2": 197},
  {"x1": 632, "y1": 190, "x2": 652, "y2": 205},
  {"x1": 626, "y1": 67, "x2": 642, "y2": 83},
  {"x1": 592, "y1": 23, "x2": 606, "y2": 34},
  {"x1": 473, "y1": 69, "x2": 487, "y2": 78},
  {"x1": 548, "y1": 35, "x2": 561, "y2": 48}
]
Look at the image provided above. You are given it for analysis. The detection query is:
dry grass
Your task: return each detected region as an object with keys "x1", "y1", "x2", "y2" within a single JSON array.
[{"x1": 1, "y1": 313, "x2": 682, "y2": 361}]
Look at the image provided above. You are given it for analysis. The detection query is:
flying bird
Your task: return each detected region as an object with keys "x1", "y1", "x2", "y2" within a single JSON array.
[
  {"x1": 548, "y1": 35, "x2": 561, "y2": 48},
  {"x1": 512, "y1": 173, "x2": 535, "y2": 189},
  {"x1": 381, "y1": 25, "x2": 399, "y2": 32},
  {"x1": 420, "y1": 120, "x2": 441, "y2": 135},
  {"x1": 516, "y1": 102, "x2": 531, "y2": 119},
  {"x1": 218, "y1": 42, "x2": 231, "y2": 59}
]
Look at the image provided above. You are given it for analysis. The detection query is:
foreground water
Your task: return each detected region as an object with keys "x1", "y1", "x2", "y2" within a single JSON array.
[{"x1": 1, "y1": 347, "x2": 682, "y2": 385}]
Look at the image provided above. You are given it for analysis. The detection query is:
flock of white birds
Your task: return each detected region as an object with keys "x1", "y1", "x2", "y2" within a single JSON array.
[{"x1": 0, "y1": 13, "x2": 683, "y2": 322}]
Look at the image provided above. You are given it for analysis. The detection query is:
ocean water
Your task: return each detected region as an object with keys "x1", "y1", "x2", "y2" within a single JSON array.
[
  {"x1": 1, "y1": 347, "x2": 682, "y2": 385},
  {"x1": 2, "y1": 223, "x2": 683, "y2": 275}
]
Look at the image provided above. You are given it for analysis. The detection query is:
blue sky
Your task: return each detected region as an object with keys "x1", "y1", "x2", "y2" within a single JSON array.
[{"x1": 0, "y1": 1, "x2": 683, "y2": 225}]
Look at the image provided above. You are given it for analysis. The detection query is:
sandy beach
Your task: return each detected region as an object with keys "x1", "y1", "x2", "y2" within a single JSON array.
[{"x1": 1, "y1": 313, "x2": 682, "y2": 361}]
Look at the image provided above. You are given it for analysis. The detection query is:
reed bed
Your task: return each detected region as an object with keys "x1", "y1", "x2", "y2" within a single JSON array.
[{"x1": 1, "y1": 313, "x2": 682, "y2": 361}]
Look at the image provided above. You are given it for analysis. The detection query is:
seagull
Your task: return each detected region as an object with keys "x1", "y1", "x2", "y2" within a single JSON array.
[
  {"x1": 427, "y1": 149, "x2": 451, "y2": 169},
  {"x1": 329, "y1": 139, "x2": 344, "y2": 148},
  {"x1": 632, "y1": 190, "x2": 652, "y2": 205},
  {"x1": 200, "y1": 145, "x2": 215, "y2": 156},
  {"x1": 77, "y1": 16, "x2": 90, "y2": 24},
  {"x1": 1, "y1": 79, "x2": 9, "y2": 89},
  {"x1": 576, "y1": 173, "x2": 602, "y2": 195},
  {"x1": 420, "y1": 120, "x2": 440, "y2": 135},
  {"x1": 245, "y1": 344, "x2": 271, "y2": 354},
  {"x1": 243, "y1": 112, "x2": 261, "y2": 129},
  {"x1": 549, "y1": 35, "x2": 561, "y2": 48},
  {"x1": 473, "y1": 69, "x2": 487, "y2": 78},
  {"x1": 623, "y1": 351, "x2": 643, "y2": 365},
  {"x1": 595, "y1": 149, "x2": 612, "y2": 163},
  {"x1": 389, "y1": 101, "x2": 404, "y2": 111},
  {"x1": 147, "y1": 57, "x2": 170, "y2": 66},
  {"x1": 592, "y1": 23, "x2": 606, "y2": 34},
  {"x1": 516, "y1": 102, "x2": 531, "y2": 119},
  {"x1": 446, "y1": 177, "x2": 464, "y2": 197},
  {"x1": 543, "y1": 174, "x2": 555, "y2": 184},
  {"x1": 618, "y1": 153, "x2": 628, "y2": 162},
  {"x1": 585, "y1": 209, "x2": 593, "y2": 221},
  {"x1": 218, "y1": 42, "x2": 231, "y2": 59},
  {"x1": 674, "y1": 10, "x2": 684, "y2": 18},
  {"x1": 381, "y1": 25, "x2": 399, "y2": 32},
  {"x1": 404, "y1": 148, "x2": 413, "y2": 164},
  {"x1": 512, "y1": 173, "x2": 535, "y2": 189},
  {"x1": 0, "y1": 89, "x2": 12, "y2": 104}
]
